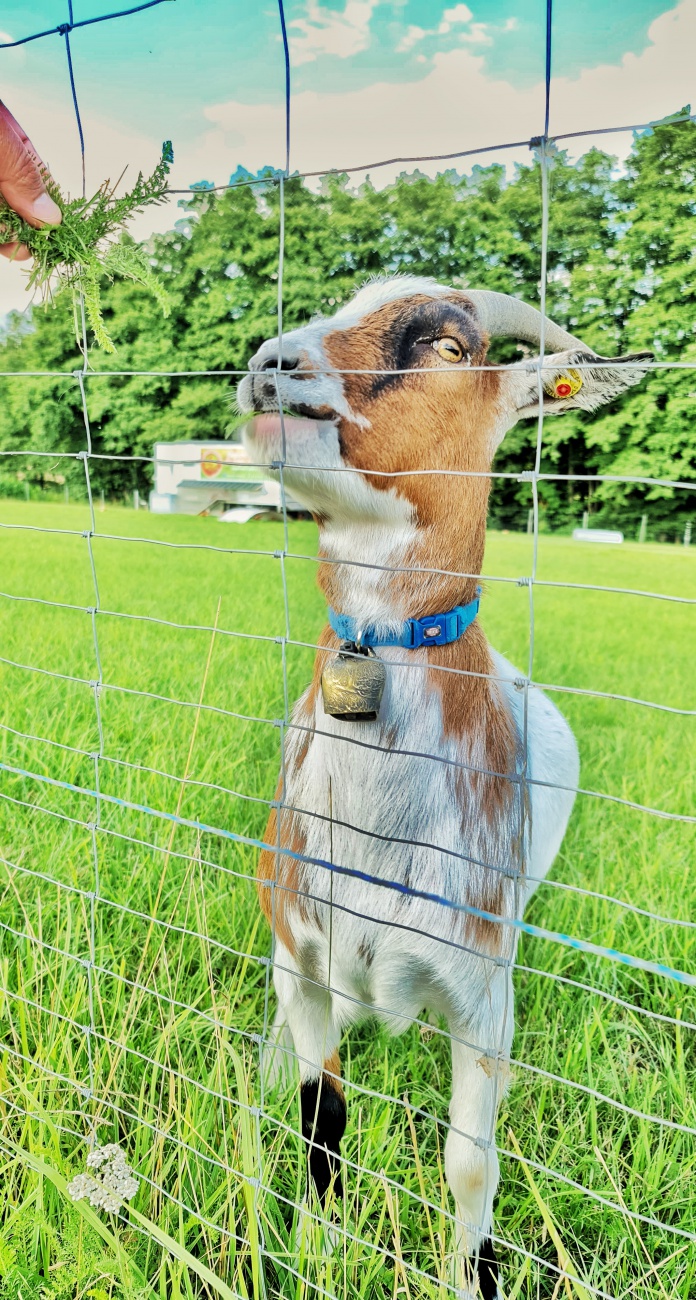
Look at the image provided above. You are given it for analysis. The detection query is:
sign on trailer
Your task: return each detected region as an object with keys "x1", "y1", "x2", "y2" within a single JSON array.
[
  {"x1": 149, "y1": 440, "x2": 303, "y2": 517},
  {"x1": 572, "y1": 528, "x2": 624, "y2": 544}
]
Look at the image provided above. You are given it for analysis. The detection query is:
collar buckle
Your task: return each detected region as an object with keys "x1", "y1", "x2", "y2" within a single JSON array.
[{"x1": 408, "y1": 610, "x2": 459, "y2": 648}]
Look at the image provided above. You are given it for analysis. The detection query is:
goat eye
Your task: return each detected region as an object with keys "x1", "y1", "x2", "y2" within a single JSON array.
[{"x1": 432, "y1": 337, "x2": 464, "y2": 363}]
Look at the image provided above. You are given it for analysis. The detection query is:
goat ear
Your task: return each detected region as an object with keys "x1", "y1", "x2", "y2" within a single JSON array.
[{"x1": 515, "y1": 349, "x2": 654, "y2": 417}]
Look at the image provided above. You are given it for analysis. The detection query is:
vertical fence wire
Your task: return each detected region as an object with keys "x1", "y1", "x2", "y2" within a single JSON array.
[
  {"x1": 64, "y1": 1, "x2": 106, "y2": 1160},
  {"x1": 255, "y1": 8, "x2": 293, "y2": 1291},
  {"x1": 0, "y1": 2, "x2": 694, "y2": 1298},
  {"x1": 476, "y1": 2, "x2": 556, "y2": 1286}
]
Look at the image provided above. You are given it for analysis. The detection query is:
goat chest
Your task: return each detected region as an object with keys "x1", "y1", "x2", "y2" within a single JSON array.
[{"x1": 271, "y1": 645, "x2": 579, "y2": 1029}]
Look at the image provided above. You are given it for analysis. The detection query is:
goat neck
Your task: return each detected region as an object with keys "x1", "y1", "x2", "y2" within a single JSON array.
[{"x1": 314, "y1": 434, "x2": 490, "y2": 637}]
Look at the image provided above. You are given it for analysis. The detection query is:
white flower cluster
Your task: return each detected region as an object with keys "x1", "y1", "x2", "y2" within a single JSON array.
[{"x1": 66, "y1": 1142, "x2": 139, "y2": 1214}]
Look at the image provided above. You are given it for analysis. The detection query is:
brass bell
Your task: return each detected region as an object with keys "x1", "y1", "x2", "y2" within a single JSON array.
[{"x1": 321, "y1": 641, "x2": 386, "y2": 722}]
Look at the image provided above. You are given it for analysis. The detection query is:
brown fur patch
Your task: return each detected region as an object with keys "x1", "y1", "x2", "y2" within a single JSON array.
[
  {"x1": 258, "y1": 791, "x2": 314, "y2": 956},
  {"x1": 292, "y1": 681, "x2": 319, "y2": 769},
  {"x1": 427, "y1": 621, "x2": 520, "y2": 956},
  {"x1": 430, "y1": 621, "x2": 516, "y2": 816},
  {"x1": 321, "y1": 293, "x2": 502, "y2": 620},
  {"x1": 300, "y1": 623, "x2": 342, "y2": 697},
  {"x1": 257, "y1": 629, "x2": 343, "y2": 953},
  {"x1": 323, "y1": 1049, "x2": 344, "y2": 1100},
  {"x1": 356, "y1": 937, "x2": 375, "y2": 967}
]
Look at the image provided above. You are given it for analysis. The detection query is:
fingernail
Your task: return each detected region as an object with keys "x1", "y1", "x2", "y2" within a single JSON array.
[{"x1": 30, "y1": 192, "x2": 62, "y2": 225}]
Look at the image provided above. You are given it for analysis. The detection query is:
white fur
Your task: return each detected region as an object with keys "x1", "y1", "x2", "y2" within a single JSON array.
[{"x1": 328, "y1": 273, "x2": 448, "y2": 328}]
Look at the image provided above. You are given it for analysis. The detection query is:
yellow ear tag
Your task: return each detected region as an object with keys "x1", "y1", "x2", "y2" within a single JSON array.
[{"x1": 550, "y1": 368, "x2": 583, "y2": 400}]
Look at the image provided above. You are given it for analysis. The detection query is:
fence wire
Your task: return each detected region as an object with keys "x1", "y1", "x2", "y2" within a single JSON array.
[{"x1": 0, "y1": 2, "x2": 694, "y2": 1299}]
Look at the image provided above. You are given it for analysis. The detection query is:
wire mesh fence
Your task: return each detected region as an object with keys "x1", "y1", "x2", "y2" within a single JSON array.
[{"x1": 0, "y1": 3, "x2": 694, "y2": 1299}]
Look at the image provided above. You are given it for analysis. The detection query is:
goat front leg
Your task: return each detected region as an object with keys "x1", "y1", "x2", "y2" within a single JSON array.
[
  {"x1": 273, "y1": 941, "x2": 346, "y2": 1205},
  {"x1": 446, "y1": 995, "x2": 513, "y2": 1299}
]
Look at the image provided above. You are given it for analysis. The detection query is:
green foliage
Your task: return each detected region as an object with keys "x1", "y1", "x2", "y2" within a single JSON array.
[
  {"x1": 0, "y1": 1203, "x2": 147, "y2": 1299},
  {"x1": 0, "y1": 123, "x2": 694, "y2": 531},
  {"x1": 0, "y1": 143, "x2": 173, "y2": 352},
  {"x1": 583, "y1": 115, "x2": 696, "y2": 529}
]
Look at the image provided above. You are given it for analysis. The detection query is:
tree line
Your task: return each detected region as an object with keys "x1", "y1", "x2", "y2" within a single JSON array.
[{"x1": 0, "y1": 113, "x2": 694, "y2": 537}]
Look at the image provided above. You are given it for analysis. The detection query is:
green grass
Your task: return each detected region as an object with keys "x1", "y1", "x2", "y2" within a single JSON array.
[{"x1": 0, "y1": 499, "x2": 694, "y2": 1300}]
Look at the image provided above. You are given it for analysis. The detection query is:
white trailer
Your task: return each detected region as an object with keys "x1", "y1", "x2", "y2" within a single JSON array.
[{"x1": 149, "y1": 440, "x2": 303, "y2": 519}]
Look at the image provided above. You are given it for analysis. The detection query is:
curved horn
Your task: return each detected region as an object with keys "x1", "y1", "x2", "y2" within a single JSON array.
[{"x1": 464, "y1": 289, "x2": 592, "y2": 354}]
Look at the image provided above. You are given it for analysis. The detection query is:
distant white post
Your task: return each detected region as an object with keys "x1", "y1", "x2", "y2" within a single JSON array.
[
  {"x1": 134, "y1": 489, "x2": 140, "y2": 511},
  {"x1": 685, "y1": 520, "x2": 692, "y2": 546},
  {"x1": 639, "y1": 514, "x2": 647, "y2": 544}
]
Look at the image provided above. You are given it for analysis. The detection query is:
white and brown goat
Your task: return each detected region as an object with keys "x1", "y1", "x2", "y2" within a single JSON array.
[{"x1": 237, "y1": 277, "x2": 651, "y2": 1296}]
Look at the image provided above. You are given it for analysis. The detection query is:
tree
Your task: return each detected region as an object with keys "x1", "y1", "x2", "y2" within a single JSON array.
[
  {"x1": 584, "y1": 116, "x2": 696, "y2": 536},
  {"x1": 1, "y1": 122, "x2": 693, "y2": 535}
]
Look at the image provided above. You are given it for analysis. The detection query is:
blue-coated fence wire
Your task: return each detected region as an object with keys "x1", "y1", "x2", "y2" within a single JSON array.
[{"x1": 0, "y1": 1, "x2": 172, "y2": 50}]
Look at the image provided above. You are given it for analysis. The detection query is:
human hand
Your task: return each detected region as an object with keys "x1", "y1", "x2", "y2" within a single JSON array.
[{"x1": 0, "y1": 101, "x2": 62, "y2": 261}]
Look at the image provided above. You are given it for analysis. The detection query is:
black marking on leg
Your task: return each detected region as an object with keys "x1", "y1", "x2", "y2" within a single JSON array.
[
  {"x1": 474, "y1": 1237, "x2": 499, "y2": 1299},
  {"x1": 300, "y1": 1073, "x2": 347, "y2": 1203}
]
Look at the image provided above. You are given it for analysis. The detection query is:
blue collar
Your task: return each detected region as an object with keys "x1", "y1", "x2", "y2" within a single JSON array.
[{"x1": 328, "y1": 587, "x2": 481, "y2": 650}]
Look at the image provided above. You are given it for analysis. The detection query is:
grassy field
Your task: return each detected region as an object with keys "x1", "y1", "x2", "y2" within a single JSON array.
[{"x1": 0, "y1": 498, "x2": 694, "y2": 1300}]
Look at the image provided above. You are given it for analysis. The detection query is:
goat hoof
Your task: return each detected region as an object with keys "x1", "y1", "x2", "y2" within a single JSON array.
[
  {"x1": 294, "y1": 1199, "x2": 342, "y2": 1256},
  {"x1": 450, "y1": 1238, "x2": 501, "y2": 1299},
  {"x1": 471, "y1": 1238, "x2": 500, "y2": 1299}
]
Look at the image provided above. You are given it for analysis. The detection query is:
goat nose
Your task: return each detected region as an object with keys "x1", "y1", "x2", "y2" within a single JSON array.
[
  {"x1": 259, "y1": 349, "x2": 301, "y2": 373},
  {"x1": 247, "y1": 341, "x2": 303, "y2": 373}
]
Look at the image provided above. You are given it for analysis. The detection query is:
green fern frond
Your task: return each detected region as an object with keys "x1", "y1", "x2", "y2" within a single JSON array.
[
  {"x1": 102, "y1": 242, "x2": 171, "y2": 317},
  {"x1": 0, "y1": 141, "x2": 174, "y2": 352},
  {"x1": 81, "y1": 259, "x2": 116, "y2": 354}
]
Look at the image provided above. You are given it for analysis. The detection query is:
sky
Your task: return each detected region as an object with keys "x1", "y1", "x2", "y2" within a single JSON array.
[{"x1": 0, "y1": 0, "x2": 694, "y2": 316}]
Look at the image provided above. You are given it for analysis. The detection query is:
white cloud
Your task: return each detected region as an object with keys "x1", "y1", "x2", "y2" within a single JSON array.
[
  {"x1": 397, "y1": 25, "x2": 426, "y2": 54},
  {"x1": 459, "y1": 22, "x2": 493, "y2": 45},
  {"x1": 1, "y1": 0, "x2": 694, "y2": 319},
  {"x1": 442, "y1": 5, "x2": 474, "y2": 23},
  {"x1": 201, "y1": 0, "x2": 695, "y2": 179},
  {"x1": 398, "y1": 7, "x2": 515, "y2": 53},
  {"x1": 289, "y1": 1, "x2": 379, "y2": 66},
  {"x1": 397, "y1": 3, "x2": 475, "y2": 52},
  {"x1": 0, "y1": 32, "x2": 25, "y2": 67}
]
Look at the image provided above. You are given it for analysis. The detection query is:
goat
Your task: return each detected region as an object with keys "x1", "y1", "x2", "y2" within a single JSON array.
[{"x1": 237, "y1": 276, "x2": 651, "y2": 1297}]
